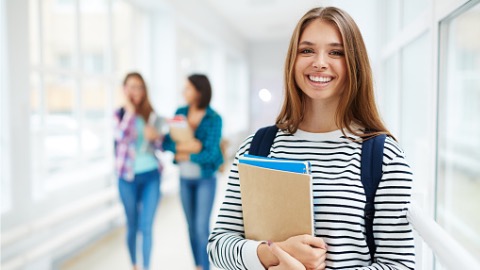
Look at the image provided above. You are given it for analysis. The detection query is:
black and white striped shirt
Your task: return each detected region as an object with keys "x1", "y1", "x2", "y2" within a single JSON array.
[{"x1": 208, "y1": 128, "x2": 415, "y2": 270}]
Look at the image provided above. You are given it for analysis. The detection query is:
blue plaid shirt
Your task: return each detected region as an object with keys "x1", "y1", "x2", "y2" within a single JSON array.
[{"x1": 163, "y1": 106, "x2": 223, "y2": 178}]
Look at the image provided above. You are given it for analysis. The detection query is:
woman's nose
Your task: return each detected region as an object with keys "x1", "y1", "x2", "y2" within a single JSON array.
[{"x1": 312, "y1": 53, "x2": 328, "y2": 70}]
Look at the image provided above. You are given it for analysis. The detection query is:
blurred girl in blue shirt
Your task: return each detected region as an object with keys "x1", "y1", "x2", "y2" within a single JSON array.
[{"x1": 163, "y1": 74, "x2": 223, "y2": 270}]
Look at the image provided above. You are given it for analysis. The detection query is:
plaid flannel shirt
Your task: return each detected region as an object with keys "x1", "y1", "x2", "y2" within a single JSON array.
[{"x1": 114, "y1": 108, "x2": 163, "y2": 181}]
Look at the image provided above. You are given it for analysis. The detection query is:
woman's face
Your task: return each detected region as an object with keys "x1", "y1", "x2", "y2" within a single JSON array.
[
  {"x1": 183, "y1": 80, "x2": 199, "y2": 106},
  {"x1": 294, "y1": 19, "x2": 347, "y2": 104},
  {"x1": 124, "y1": 76, "x2": 146, "y2": 106}
]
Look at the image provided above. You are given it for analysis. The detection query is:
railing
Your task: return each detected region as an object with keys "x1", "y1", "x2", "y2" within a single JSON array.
[{"x1": 407, "y1": 204, "x2": 480, "y2": 270}]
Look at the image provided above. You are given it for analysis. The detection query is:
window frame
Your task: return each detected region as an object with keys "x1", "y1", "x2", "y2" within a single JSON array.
[{"x1": 29, "y1": 0, "x2": 118, "y2": 196}]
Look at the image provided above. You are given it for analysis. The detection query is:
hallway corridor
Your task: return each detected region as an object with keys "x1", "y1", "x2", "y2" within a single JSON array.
[{"x1": 60, "y1": 174, "x2": 227, "y2": 270}]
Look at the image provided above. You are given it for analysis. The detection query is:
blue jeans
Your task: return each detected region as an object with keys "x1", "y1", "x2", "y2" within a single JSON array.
[
  {"x1": 119, "y1": 169, "x2": 161, "y2": 270},
  {"x1": 180, "y1": 176, "x2": 217, "y2": 270}
]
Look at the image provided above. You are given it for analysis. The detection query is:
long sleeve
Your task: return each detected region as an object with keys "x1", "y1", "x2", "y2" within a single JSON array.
[
  {"x1": 162, "y1": 134, "x2": 176, "y2": 153},
  {"x1": 208, "y1": 136, "x2": 264, "y2": 270},
  {"x1": 114, "y1": 109, "x2": 135, "y2": 145},
  {"x1": 352, "y1": 142, "x2": 415, "y2": 270},
  {"x1": 162, "y1": 108, "x2": 182, "y2": 154},
  {"x1": 208, "y1": 130, "x2": 416, "y2": 270},
  {"x1": 190, "y1": 112, "x2": 222, "y2": 165}
]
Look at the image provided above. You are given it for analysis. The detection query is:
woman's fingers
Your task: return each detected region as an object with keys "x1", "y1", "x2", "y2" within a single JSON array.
[
  {"x1": 269, "y1": 242, "x2": 306, "y2": 270},
  {"x1": 301, "y1": 235, "x2": 327, "y2": 249}
]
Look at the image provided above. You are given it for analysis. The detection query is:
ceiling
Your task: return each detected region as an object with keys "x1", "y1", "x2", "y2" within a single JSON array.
[{"x1": 204, "y1": 0, "x2": 334, "y2": 41}]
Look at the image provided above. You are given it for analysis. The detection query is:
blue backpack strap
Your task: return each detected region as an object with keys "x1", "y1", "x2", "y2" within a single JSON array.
[
  {"x1": 361, "y1": 134, "x2": 387, "y2": 263},
  {"x1": 114, "y1": 107, "x2": 126, "y2": 153},
  {"x1": 249, "y1": 125, "x2": 279, "y2": 157},
  {"x1": 119, "y1": 107, "x2": 125, "y2": 121}
]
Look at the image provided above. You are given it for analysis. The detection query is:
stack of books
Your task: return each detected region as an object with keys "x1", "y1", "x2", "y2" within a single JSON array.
[
  {"x1": 238, "y1": 154, "x2": 314, "y2": 242},
  {"x1": 167, "y1": 115, "x2": 194, "y2": 142}
]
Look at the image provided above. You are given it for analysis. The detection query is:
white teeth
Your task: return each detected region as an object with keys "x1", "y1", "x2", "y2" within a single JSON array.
[{"x1": 309, "y1": 75, "x2": 332, "y2": 83}]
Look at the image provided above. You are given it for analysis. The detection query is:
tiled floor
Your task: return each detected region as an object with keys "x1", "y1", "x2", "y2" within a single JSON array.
[{"x1": 60, "y1": 175, "x2": 227, "y2": 270}]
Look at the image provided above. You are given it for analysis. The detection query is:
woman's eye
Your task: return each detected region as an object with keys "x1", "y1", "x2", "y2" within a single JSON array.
[
  {"x1": 330, "y1": 50, "x2": 345, "y2": 56},
  {"x1": 299, "y1": 48, "x2": 314, "y2": 54}
]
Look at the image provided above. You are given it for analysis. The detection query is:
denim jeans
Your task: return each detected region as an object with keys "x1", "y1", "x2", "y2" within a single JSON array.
[
  {"x1": 180, "y1": 176, "x2": 217, "y2": 270},
  {"x1": 119, "y1": 169, "x2": 161, "y2": 270}
]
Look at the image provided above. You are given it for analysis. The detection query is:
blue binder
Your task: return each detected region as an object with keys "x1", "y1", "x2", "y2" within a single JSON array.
[{"x1": 239, "y1": 154, "x2": 311, "y2": 174}]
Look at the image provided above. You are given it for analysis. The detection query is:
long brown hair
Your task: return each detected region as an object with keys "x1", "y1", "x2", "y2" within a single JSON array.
[
  {"x1": 276, "y1": 7, "x2": 393, "y2": 140},
  {"x1": 123, "y1": 72, "x2": 154, "y2": 121}
]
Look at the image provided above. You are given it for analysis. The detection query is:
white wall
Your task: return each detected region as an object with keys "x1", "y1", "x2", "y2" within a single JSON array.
[{"x1": 248, "y1": 39, "x2": 288, "y2": 132}]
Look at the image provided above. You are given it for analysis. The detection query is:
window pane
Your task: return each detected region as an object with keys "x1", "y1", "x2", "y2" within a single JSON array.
[
  {"x1": 44, "y1": 75, "x2": 78, "y2": 173},
  {"x1": 42, "y1": 0, "x2": 76, "y2": 69},
  {"x1": 29, "y1": 0, "x2": 40, "y2": 66},
  {"x1": 1, "y1": 2, "x2": 9, "y2": 212},
  {"x1": 30, "y1": 72, "x2": 44, "y2": 181},
  {"x1": 80, "y1": 0, "x2": 108, "y2": 74},
  {"x1": 82, "y1": 78, "x2": 107, "y2": 160},
  {"x1": 112, "y1": 0, "x2": 133, "y2": 75},
  {"x1": 437, "y1": 3, "x2": 480, "y2": 259},
  {"x1": 380, "y1": 54, "x2": 400, "y2": 136},
  {"x1": 400, "y1": 33, "x2": 431, "y2": 196}
]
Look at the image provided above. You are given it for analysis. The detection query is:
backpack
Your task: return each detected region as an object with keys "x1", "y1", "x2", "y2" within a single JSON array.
[
  {"x1": 248, "y1": 125, "x2": 386, "y2": 263},
  {"x1": 114, "y1": 107, "x2": 126, "y2": 153}
]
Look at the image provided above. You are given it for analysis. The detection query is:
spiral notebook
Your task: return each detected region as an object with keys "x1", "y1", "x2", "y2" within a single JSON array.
[{"x1": 238, "y1": 155, "x2": 314, "y2": 242}]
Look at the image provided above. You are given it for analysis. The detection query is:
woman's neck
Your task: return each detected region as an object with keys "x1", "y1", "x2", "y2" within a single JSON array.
[
  {"x1": 299, "y1": 99, "x2": 340, "y2": 133},
  {"x1": 189, "y1": 105, "x2": 205, "y2": 112}
]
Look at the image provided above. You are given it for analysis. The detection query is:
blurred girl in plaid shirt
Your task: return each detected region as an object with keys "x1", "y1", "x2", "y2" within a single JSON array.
[{"x1": 114, "y1": 72, "x2": 166, "y2": 270}]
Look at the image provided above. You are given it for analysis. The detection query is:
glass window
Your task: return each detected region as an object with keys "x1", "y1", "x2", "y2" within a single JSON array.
[
  {"x1": 80, "y1": 0, "x2": 108, "y2": 74},
  {"x1": 42, "y1": 0, "x2": 76, "y2": 69},
  {"x1": 380, "y1": 54, "x2": 400, "y2": 136},
  {"x1": 400, "y1": 33, "x2": 431, "y2": 197},
  {"x1": 437, "y1": 2, "x2": 480, "y2": 260},
  {"x1": 29, "y1": 0, "x2": 40, "y2": 66},
  {"x1": 44, "y1": 75, "x2": 79, "y2": 173},
  {"x1": 1, "y1": 0, "x2": 10, "y2": 213},
  {"x1": 81, "y1": 78, "x2": 107, "y2": 160},
  {"x1": 29, "y1": 0, "x2": 148, "y2": 194},
  {"x1": 112, "y1": 0, "x2": 133, "y2": 76}
]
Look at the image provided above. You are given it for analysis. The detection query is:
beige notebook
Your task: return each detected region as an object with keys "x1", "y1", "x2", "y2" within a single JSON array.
[
  {"x1": 168, "y1": 117, "x2": 194, "y2": 143},
  {"x1": 238, "y1": 163, "x2": 313, "y2": 242}
]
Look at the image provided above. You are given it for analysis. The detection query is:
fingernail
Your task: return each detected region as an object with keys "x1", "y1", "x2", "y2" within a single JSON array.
[{"x1": 267, "y1": 240, "x2": 272, "y2": 246}]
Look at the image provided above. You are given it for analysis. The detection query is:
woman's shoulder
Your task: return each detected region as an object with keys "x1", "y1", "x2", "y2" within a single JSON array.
[
  {"x1": 383, "y1": 136, "x2": 407, "y2": 162},
  {"x1": 176, "y1": 106, "x2": 188, "y2": 115},
  {"x1": 235, "y1": 133, "x2": 255, "y2": 157},
  {"x1": 205, "y1": 107, "x2": 222, "y2": 122}
]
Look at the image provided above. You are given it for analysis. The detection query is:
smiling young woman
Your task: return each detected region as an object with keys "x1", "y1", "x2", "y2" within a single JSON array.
[{"x1": 208, "y1": 6, "x2": 414, "y2": 270}]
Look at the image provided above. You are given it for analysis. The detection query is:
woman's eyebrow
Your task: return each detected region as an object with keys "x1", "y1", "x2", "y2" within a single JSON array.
[
  {"x1": 298, "y1": 41, "x2": 344, "y2": 47},
  {"x1": 329, "y1": 42, "x2": 344, "y2": 47},
  {"x1": 298, "y1": 40, "x2": 315, "y2": 46}
]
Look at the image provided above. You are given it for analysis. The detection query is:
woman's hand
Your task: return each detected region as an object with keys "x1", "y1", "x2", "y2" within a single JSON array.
[
  {"x1": 175, "y1": 152, "x2": 190, "y2": 162},
  {"x1": 176, "y1": 139, "x2": 202, "y2": 154},
  {"x1": 278, "y1": 235, "x2": 327, "y2": 270},
  {"x1": 124, "y1": 96, "x2": 136, "y2": 113},
  {"x1": 144, "y1": 125, "x2": 160, "y2": 141},
  {"x1": 268, "y1": 241, "x2": 306, "y2": 270}
]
